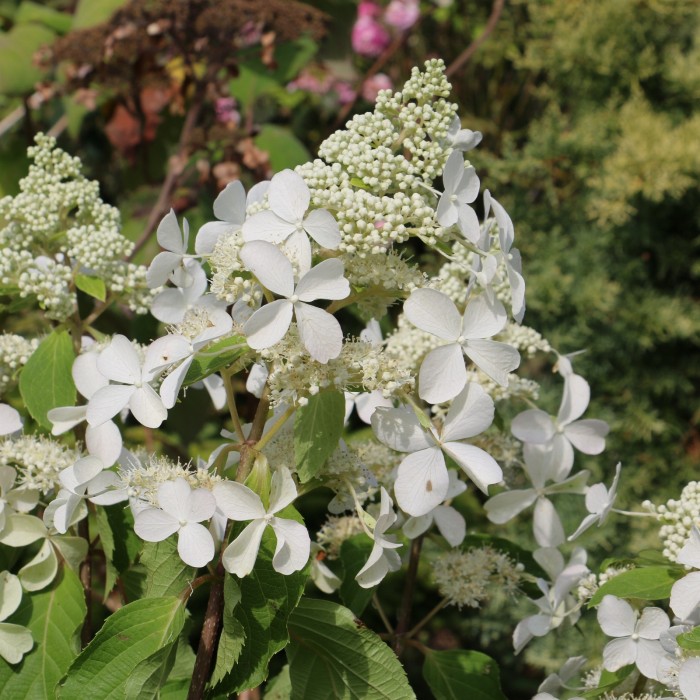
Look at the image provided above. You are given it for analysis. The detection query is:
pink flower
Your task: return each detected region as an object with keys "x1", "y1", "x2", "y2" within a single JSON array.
[
  {"x1": 334, "y1": 81, "x2": 357, "y2": 104},
  {"x1": 352, "y1": 2, "x2": 391, "y2": 57},
  {"x1": 215, "y1": 97, "x2": 240, "y2": 125},
  {"x1": 384, "y1": 0, "x2": 420, "y2": 31},
  {"x1": 362, "y1": 73, "x2": 393, "y2": 102}
]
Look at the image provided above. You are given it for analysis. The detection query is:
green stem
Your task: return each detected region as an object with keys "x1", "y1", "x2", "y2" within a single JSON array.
[
  {"x1": 221, "y1": 368, "x2": 246, "y2": 442},
  {"x1": 393, "y1": 535, "x2": 424, "y2": 655},
  {"x1": 405, "y1": 597, "x2": 449, "y2": 639}
]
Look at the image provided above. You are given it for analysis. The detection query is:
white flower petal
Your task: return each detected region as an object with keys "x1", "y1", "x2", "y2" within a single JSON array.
[
  {"x1": 157, "y1": 478, "x2": 193, "y2": 520},
  {"x1": 243, "y1": 299, "x2": 294, "y2": 350},
  {"x1": 511, "y1": 409, "x2": 555, "y2": 444},
  {"x1": 295, "y1": 259, "x2": 349, "y2": 302},
  {"x1": 0, "y1": 571, "x2": 23, "y2": 620},
  {"x1": 97, "y1": 335, "x2": 141, "y2": 384},
  {"x1": 178, "y1": 523, "x2": 215, "y2": 568},
  {"x1": 598, "y1": 595, "x2": 637, "y2": 637},
  {"x1": 147, "y1": 251, "x2": 183, "y2": 288},
  {"x1": 240, "y1": 240, "x2": 295, "y2": 297},
  {"x1": 0, "y1": 622, "x2": 33, "y2": 664},
  {"x1": 565, "y1": 420, "x2": 609, "y2": 455},
  {"x1": 48, "y1": 406, "x2": 86, "y2": 435},
  {"x1": 417, "y1": 343, "x2": 466, "y2": 404},
  {"x1": 150, "y1": 288, "x2": 189, "y2": 324},
  {"x1": 679, "y1": 658, "x2": 700, "y2": 700},
  {"x1": 457, "y1": 204, "x2": 481, "y2": 244},
  {"x1": 242, "y1": 210, "x2": 296, "y2": 244},
  {"x1": 557, "y1": 374, "x2": 590, "y2": 426},
  {"x1": 72, "y1": 352, "x2": 108, "y2": 399},
  {"x1": 533, "y1": 497, "x2": 565, "y2": 547},
  {"x1": 294, "y1": 302, "x2": 343, "y2": 363},
  {"x1": 402, "y1": 514, "x2": 432, "y2": 540},
  {"x1": 634, "y1": 637, "x2": 664, "y2": 680},
  {"x1": 677, "y1": 525, "x2": 700, "y2": 570},
  {"x1": 187, "y1": 488, "x2": 217, "y2": 523},
  {"x1": 213, "y1": 481, "x2": 266, "y2": 521},
  {"x1": 86, "y1": 384, "x2": 135, "y2": 426},
  {"x1": 221, "y1": 519, "x2": 267, "y2": 577},
  {"x1": 371, "y1": 406, "x2": 433, "y2": 453},
  {"x1": 442, "y1": 382, "x2": 495, "y2": 442},
  {"x1": 404, "y1": 288, "x2": 461, "y2": 340},
  {"x1": 280, "y1": 228, "x2": 312, "y2": 275},
  {"x1": 269, "y1": 467, "x2": 298, "y2": 514},
  {"x1": 213, "y1": 180, "x2": 246, "y2": 226},
  {"x1": 354, "y1": 390, "x2": 391, "y2": 424},
  {"x1": 269, "y1": 170, "x2": 309, "y2": 223},
  {"x1": 602, "y1": 637, "x2": 637, "y2": 673},
  {"x1": 159, "y1": 359, "x2": 193, "y2": 410},
  {"x1": 194, "y1": 220, "x2": 232, "y2": 256},
  {"x1": 270, "y1": 517, "x2": 310, "y2": 574},
  {"x1": 134, "y1": 507, "x2": 180, "y2": 542},
  {"x1": 156, "y1": 209, "x2": 186, "y2": 253},
  {"x1": 129, "y1": 385, "x2": 167, "y2": 429},
  {"x1": 463, "y1": 338, "x2": 520, "y2": 387},
  {"x1": 637, "y1": 607, "x2": 669, "y2": 640},
  {"x1": 394, "y1": 447, "x2": 448, "y2": 517},
  {"x1": 485, "y1": 489, "x2": 538, "y2": 524},
  {"x1": 442, "y1": 442, "x2": 502, "y2": 494},
  {"x1": 433, "y1": 505, "x2": 466, "y2": 547},
  {"x1": 303, "y1": 208, "x2": 341, "y2": 249},
  {"x1": 460, "y1": 295, "x2": 507, "y2": 339},
  {"x1": 671, "y1": 572, "x2": 700, "y2": 620}
]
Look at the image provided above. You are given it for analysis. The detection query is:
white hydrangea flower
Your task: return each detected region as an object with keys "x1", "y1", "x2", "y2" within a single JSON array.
[
  {"x1": 568, "y1": 462, "x2": 621, "y2": 541},
  {"x1": 356, "y1": 487, "x2": 402, "y2": 588},
  {"x1": 150, "y1": 263, "x2": 224, "y2": 324},
  {"x1": 134, "y1": 477, "x2": 216, "y2": 568},
  {"x1": 443, "y1": 115, "x2": 482, "y2": 152},
  {"x1": 214, "y1": 467, "x2": 310, "y2": 578},
  {"x1": 372, "y1": 382, "x2": 501, "y2": 516},
  {"x1": 86, "y1": 335, "x2": 170, "y2": 429},
  {"x1": 511, "y1": 372, "x2": 609, "y2": 480},
  {"x1": 404, "y1": 288, "x2": 520, "y2": 403},
  {"x1": 597, "y1": 595, "x2": 669, "y2": 680},
  {"x1": 240, "y1": 241, "x2": 350, "y2": 363},
  {"x1": 485, "y1": 444, "x2": 589, "y2": 548},
  {"x1": 242, "y1": 169, "x2": 340, "y2": 271},
  {"x1": 436, "y1": 150, "x2": 480, "y2": 243},
  {"x1": 48, "y1": 351, "x2": 122, "y2": 466}
]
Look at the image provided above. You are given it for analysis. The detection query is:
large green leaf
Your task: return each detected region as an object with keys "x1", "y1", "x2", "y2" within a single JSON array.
[
  {"x1": 0, "y1": 23, "x2": 55, "y2": 95},
  {"x1": 338, "y1": 534, "x2": 375, "y2": 615},
  {"x1": 588, "y1": 566, "x2": 683, "y2": 607},
  {"x1": 287, "y1": 598, "x2": 415, "y2": 700},
  {"x1": 15, "y1": 1, "x2": 72, "y2": 32},
  {"x1": 255, "y1": 126, "x2": 312, "y2": 173},
  {"x1": 294, "y1": 390, "x2": 345, "y2": 483},
  {"x1": 0, "y1": 567, "x2": 86, "y2": 699},
  {"x1": 213, "y1": 529, "x2": 308, "y2": 693},
  {"x1": 422, "y1": 650, "x2": 507, "y2": 700},
  {"x1": 133, "y1": 538, "x2": 197, "y2": 599},
  {"x1": 264, "y1": 665, "x2": 292, "y2": 699},
  {"x1": 210, "y1": 575, "x2": 246, "y2": 686},
  {"x1": 58, "y1": 596, "x2": 185, "y2": 698},
  {"x1": 19, "y1": 330, "x2": 76, "y2": 430},
  {"x1": 183, "y1": 335, "x2": 249, "y2": 386}
]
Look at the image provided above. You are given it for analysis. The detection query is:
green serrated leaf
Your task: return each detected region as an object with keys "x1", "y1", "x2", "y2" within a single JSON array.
[
  {"x1": 294, "y1": 391, "x2": 345, "y2": 483},
  {"x1": 210, "y1": 575, "x2": 246, "y2": 686},
  {"x1": 588, "y1": 566, "x2": 683, "y2": 607},
  {"x1": 137, "y1": 538, "x2": 196, "y2": 599},
  {"x1": 58, "y1": 597, "x2": 185, "y2": 698},
  {"x1": 423, "y1": 649, "x2": 506, "y2": 700},
  {"x1": 0, "y1": 566, "x2": 86, "y2": 699},
  {"x1": 19, "y1": 330, "x2": 76, "y2": 430},
  {"x1": 183, "y1": 335, "x2": 248, "y2": 386},
  {"x1": 93, "y1": 503, "x2": 139, "y2": 599},
  {"x1": 580, "y1": 665, "x2": 634, "y2": 697},
  {"x1": 75, "y1": 273, "x2": 106, "y2": 302},
  {"x1": 214, "y1": 528, "x2": 308, "y2": 694},
  {"x1": 124, "y1": 642, "x2": 179, "y2": 699},
  {"x1": 339, "y1": 534, "x2": 375, "y2": 615},
  {"x1": 287, "y1": 598, "x2": 416, "y2": 700}
]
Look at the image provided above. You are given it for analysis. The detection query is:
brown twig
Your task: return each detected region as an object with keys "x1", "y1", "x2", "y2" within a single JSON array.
[
  {"x1": 445, "y1": 0, "x2": 505, "y2": 78},
  {"x1": 187, "y1": 562, "x2": 225, "y2": 700},
  {"x1": 79, "y1": 518, "x2": 93, "y2": 647},
  {"x1": 392, "y1": 535, "x2": 423, "y2": 655}
]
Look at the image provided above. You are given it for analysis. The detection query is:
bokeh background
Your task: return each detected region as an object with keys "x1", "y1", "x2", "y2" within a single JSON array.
[{"x1": 1, "y1": 0, "x2": 698, "y2": 696}]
